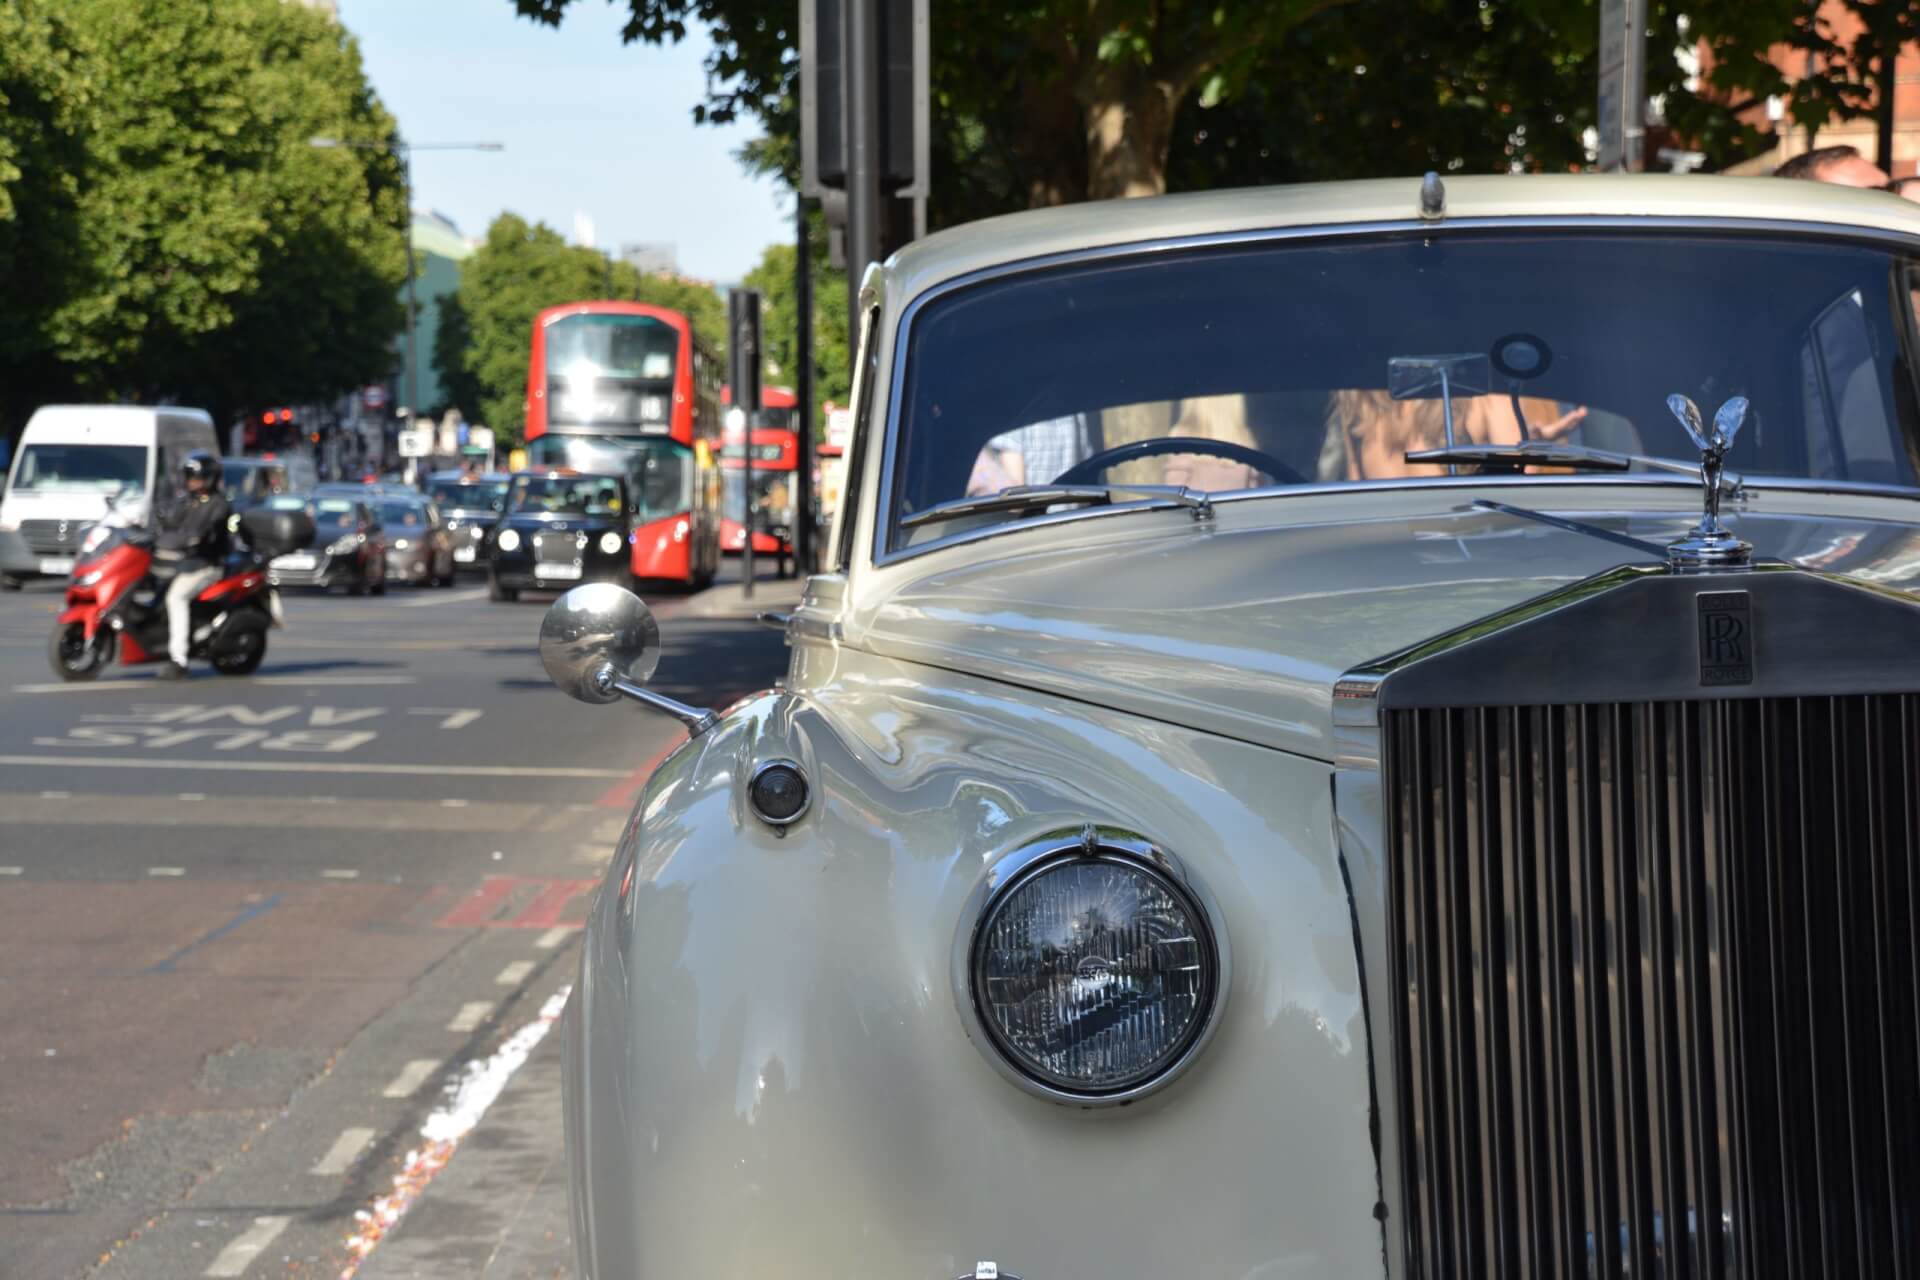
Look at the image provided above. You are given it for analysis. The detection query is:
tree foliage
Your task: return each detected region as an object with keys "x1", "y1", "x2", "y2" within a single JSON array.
[
  {"x1": 514, "y1": 0, "x2": 1914, "y2": 223},
  {"x1": 0, "y1": 0, "x2": 406, "y2": 438},
  {"x1": 740, "y1": 221, "x2": 849, "y2": 438},
  {"x1": 444, "y1": 212, "x2": 730, "y2": 443}
]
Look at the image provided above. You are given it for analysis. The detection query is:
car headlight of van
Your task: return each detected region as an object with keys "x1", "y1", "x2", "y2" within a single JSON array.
[
  {"x1": 964, "y1": 829, "x2": 1224, "y2": 1102},
  {"x1": 598, "y1": 531, "x2": 623, "y2": 555},
  {"x1": 497, "y1": 529, "x2": 521, "y2": 553}
]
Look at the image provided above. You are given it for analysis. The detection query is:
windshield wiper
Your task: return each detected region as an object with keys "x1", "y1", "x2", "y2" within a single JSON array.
[
  {"x1": 900, "y1": 483, "x2": 1213, "y2": 531},
  {"x1": 1406, "y1": 442, "x2": 1744, "y2": 495}
]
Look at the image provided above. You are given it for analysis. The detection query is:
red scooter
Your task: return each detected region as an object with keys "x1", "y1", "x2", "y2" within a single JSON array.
[{"x1": 48, "y1": 498, "x2": 312, "y2": 682}]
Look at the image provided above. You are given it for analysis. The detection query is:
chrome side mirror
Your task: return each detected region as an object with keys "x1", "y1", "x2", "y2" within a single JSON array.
[{"x1": 540, "y1": 584, "x2": 717, "y2": 734}]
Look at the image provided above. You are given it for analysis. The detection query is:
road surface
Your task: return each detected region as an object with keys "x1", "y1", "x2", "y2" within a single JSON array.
[{"x1": 0, "y1": 565, "x2": 791, "y2": 1277}]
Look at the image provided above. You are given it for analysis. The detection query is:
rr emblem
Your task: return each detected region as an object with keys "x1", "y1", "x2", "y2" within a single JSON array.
[{"x1": 1697, "y1": 591, "x2": 1753, "y2": 686}]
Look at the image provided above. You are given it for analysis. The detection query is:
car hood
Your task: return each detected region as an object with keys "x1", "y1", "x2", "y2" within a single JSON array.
[{"x1": 853, "y1": 488, "x2": 1920, "y2": 762}]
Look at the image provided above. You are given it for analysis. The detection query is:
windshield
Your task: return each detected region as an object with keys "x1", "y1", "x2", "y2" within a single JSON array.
[
  {"x1": 888, "y1": 232, "x2": 1920, "y2": 551},
  {"x1": 544, "y1": 312, "x2": 678, "y2": 428},
  {"x1": 8, "y1": 444, "x2": 148, "y2": 494},
  {"x1": 508, "y1": 473, "x2": 628, "y2": 517},
  {"x1": 379, "y1": 500, "x2": 426, "y2": 528},
  {"x1": 428, "y1": 479, "x2": 506, "y2": 512},
  {"x1": 526, "y1": 436, "x2": 692, "y2": 520},
  {"x1": 268, "y1": 494, "x2": 358, "y2": 530}
]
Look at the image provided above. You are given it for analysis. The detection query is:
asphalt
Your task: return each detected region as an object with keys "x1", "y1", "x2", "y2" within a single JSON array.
[{"x1": 0, "y1": 563, "x2": 803, "y2": 1278}]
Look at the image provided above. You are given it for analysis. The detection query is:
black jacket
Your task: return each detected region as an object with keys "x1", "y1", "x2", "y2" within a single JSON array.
[{"x1": 156, "y1": 489, "x2": 233, "y2": 572}]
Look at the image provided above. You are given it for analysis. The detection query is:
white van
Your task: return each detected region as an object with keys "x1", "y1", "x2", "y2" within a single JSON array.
[{"x1": 0, "y1": 405, "x2": 219, "y2": 586}]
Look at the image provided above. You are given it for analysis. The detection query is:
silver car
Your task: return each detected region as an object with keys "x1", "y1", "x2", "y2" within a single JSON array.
[{"x1": 543, "y1": 175, "x2": 1920, "y2": 1279}]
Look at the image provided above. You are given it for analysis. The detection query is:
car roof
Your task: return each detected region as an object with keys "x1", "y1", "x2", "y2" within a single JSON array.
[{"x1": 880, "y1": 173, "x2": 1920, "y2": 305}]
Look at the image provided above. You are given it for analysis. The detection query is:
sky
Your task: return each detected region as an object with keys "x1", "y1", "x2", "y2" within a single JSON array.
[{"x1": 337, "y1": 0, "x2": 790, "y2": 284}]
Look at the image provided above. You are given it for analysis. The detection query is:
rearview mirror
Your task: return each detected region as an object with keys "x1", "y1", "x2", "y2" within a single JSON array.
[
  {"x1": 540, "y1": 582, "x2": 661, "y2": 704},
  {"x1": 539, "y1": 584, "x2": 718, "y2": 734},
  {"x1": 1388, "y1": 353, "x2": 1490, "y2": 402}
]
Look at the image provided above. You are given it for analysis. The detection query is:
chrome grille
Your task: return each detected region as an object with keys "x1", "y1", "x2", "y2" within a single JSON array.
[
  {"x1": 19, "y1": 518, "x2": 80, "y2": 556},
  {"x1": 1383, "y1": 695, "x2": 1920, "y2": 1278}
]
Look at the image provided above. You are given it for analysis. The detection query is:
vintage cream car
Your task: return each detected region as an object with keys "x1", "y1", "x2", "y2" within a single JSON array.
[{"x1": 541, "y1": 175, "x2": 1920, "y2": 1279}]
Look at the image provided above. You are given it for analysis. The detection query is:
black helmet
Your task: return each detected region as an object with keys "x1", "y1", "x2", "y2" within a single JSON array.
[{"x1": 181, "y1": 451, "x2": 218, "y2": 484}]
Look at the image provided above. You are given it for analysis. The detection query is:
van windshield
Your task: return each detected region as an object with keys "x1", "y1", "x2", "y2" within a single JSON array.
[{"x1": 9, "y1": 444, "x2": 148, "y2": 494}]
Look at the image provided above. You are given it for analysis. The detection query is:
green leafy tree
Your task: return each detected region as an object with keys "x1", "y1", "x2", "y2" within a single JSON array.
[
  {"x1": 516, "y1": 0, "x2": 1340, "y2": 205},
  {"x1": 451, "y1": 214, "x2": 606, "y2": 441},
  {"x1": 0, "y1": 1, "x2": 99, "y2": 435},
  {"x1": 4, "y1": 0, "x2": 407, "y2": 430},
  {"x1": 430, "y1": 289, "x2": 485, "y2": 423},
  {"x1": 740, "y1": 226, "x2": 849, "y2": 438}
]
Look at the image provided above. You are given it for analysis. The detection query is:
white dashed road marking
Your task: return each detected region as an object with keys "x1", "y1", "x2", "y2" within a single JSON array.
[
  {"x1": 440, "y1": 798, "x2": 469, "y2": 808},
  {"x1": 40, "y1": 789, "x2": 70, "y2": 799},
  {"x1": 495, "y1": 960, "x2": 535, "y2": 986},
  {"x1": 204, "y1": 1215, "x2": 292, "y2": 1277},
  {"x1": 0, "y1": 867, "x2": 22, "y2": 876},
  {"x1": 178, "y1": 792, "x2": 205, "y2": 801},
  {"x1": 535, "y1": 926, "x2": 576, "y2": 949},
  {"x1": 320, "y1": 868, "x2": 359, "y2": 880},
  {"x1": 148, "y1": 867, "x2": 185, "y2": 877},
  {"x1": 381, "y1": 1059, "x2": 441, "y2": 1099},
  {"x1": 447, "y1": 1001, "x2": 494, "y2": 1033},
  {"x1": 309, "y1": 1127, "x2": 376, "y2": 1177}
]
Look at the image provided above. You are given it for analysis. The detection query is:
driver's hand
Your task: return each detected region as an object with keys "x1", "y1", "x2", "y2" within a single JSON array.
[{"x1": 1532, "y1": 405, "x2": 1588, "y2": 441}]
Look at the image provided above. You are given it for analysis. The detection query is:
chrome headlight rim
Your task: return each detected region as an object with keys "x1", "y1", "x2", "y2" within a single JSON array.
[{"x1": 953, "y1": 825, "x2": 1229, "y2": 1107}]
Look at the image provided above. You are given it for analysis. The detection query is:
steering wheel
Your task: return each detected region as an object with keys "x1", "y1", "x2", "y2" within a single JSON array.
[{"x1": 1052, "y1": 436, "x2": 1306, "y2": 487}]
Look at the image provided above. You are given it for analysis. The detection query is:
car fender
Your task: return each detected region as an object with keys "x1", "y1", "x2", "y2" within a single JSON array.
[{"x1": 567, "y1": 648, "x2": 1384, "y2": 1279}]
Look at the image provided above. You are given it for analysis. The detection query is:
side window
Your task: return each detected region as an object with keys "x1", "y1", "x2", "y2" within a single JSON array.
[{"x1": 1802, "y1": 289, "x2": 1897, "y2": 482}]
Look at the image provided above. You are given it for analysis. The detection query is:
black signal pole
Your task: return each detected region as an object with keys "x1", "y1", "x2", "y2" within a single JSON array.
[
  {"x1": 730, "y1": 289, "x2": 763, "y2": 598},
  {"x1": 794, "y1": 197, "x2": 815, "y2": 574},
  {"x1": 844, "y1": 0, "x2": 884, "y2": 325}
]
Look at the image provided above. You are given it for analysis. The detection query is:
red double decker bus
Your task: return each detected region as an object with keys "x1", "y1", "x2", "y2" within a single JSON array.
[
  {"x1": 720, "y1": 385, "x2": 801, "y2": 556},
  {"x1": 524, "y1": 301, "x2": 722, "y2": 588}
]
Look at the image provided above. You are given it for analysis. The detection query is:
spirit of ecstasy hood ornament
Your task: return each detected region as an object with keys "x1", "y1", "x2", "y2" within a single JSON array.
[{"x1": 1664, "y1": 393, "x2": 1753, "y2": 570}]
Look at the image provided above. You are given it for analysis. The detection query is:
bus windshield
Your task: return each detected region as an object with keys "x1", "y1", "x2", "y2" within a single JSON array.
[{"x1": 545, "y1": 312, "x2": 678, "y2": 429}]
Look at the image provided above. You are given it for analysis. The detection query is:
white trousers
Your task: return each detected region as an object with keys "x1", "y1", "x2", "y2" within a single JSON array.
[{"x1": 165, "y1": 567, "x2": 220, "y2": 666}]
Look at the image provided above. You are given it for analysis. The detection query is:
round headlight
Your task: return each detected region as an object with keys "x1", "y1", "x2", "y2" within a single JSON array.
[
  {"x1": 969, "y1": 836, "x2": 1220, "y2": 1099},
  {"x1": 496, "y1": 528, "x2": 521, "y2": 553},
  {"x1": 599, "y1": 531, "x2": 624, "y2": 555}
]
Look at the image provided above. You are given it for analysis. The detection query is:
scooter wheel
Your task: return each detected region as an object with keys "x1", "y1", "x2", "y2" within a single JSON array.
[
  {"x1": 210, "y1": 616, "x2": 268, "y2": 676},
  {"x1": 48, "y1": 622, "x2": 116, "y2": 681}
]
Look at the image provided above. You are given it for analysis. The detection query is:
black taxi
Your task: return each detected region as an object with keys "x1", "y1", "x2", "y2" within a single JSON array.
[{"x1": 485, "y1": 468, "x2": 634, "y2": 602}]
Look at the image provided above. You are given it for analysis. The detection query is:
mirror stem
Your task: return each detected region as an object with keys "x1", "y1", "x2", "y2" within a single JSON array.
[{"x1": 610, "y1": 679, "x2": 719, "y2": 736}]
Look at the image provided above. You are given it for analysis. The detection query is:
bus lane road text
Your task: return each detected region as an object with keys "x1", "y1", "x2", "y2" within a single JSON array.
[{"x1": 30, "y1": 705, "x2": 484, "y2": 753}]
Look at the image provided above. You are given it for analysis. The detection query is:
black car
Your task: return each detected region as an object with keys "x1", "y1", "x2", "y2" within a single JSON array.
[
  {"x1": 485, "y1": 469, "x2": 634, "y2": 603},
  {"x1": 261, "y1": 492, "x2": 388, "y2": 595},
  {"x1": 425, "y1": 471, "x2": 509, "y2": 573}
]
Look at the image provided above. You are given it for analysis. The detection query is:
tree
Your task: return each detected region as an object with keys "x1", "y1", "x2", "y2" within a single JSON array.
[
  {"x1": 430, "y1": 289, "x2": 484, "y2": 423},
  {"x1": 0, "y1": 0, "x2": 96, "y2": 435},
  {"x1": 516, "y1": 0, "x2": 1343, "y2": 206},
  {"x1": 0, "y1": 0, "x2": 408, "y2": 432},
  {"x1": 740, "y1": 224, "x2": 849, "y2": 437}
]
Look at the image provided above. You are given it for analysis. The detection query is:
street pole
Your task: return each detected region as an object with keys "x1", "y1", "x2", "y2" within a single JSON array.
[
  {"x1": 844, "y1": 0, "x2": 884, "y2": 326},
  {"x1": 400, "y1": 143, "x2": 420, "y2": 425},
  {"x1": 794, "y1": 196, "x2": 815, "y2": 575}
]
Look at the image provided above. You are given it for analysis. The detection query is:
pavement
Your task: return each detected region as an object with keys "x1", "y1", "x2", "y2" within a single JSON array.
[{"x1": 0, "y1": 563, "x2": 803, "y2": 1278}]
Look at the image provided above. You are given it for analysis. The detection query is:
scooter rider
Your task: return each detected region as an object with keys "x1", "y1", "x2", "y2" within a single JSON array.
[{"x1": 153, "y1": 451, "x2": 232, "y2": 679}]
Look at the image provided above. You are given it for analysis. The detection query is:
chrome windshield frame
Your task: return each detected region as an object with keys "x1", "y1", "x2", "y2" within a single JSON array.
[{"x1": 868, "y1": 214, "x2": 1920, "y2": 571}]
